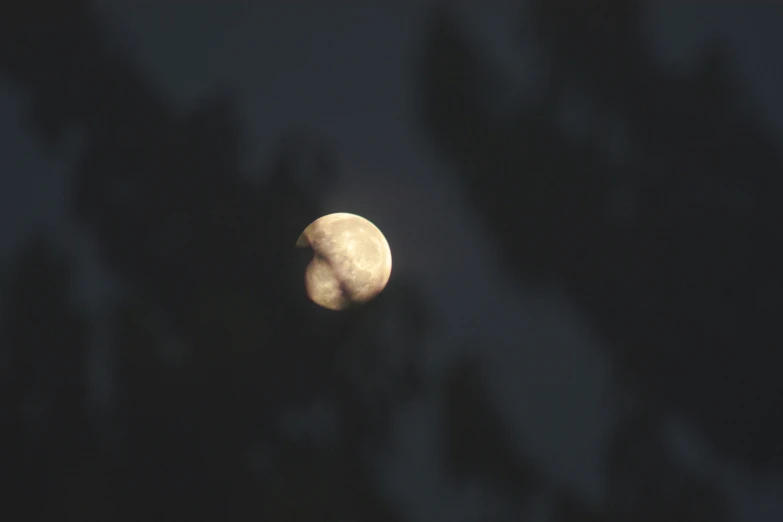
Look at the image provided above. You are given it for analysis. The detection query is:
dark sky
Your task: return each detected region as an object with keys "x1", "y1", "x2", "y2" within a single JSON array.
[{"x1": 2, "y1": 2, "x2": 782, "y2": 521}]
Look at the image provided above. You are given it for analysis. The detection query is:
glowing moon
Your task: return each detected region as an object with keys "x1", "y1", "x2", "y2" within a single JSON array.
[{"x1": 296, "y1": 213, "x2": 392, "y2": 311}]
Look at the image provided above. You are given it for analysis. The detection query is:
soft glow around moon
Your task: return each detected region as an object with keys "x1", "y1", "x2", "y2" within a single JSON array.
[{"x1": 296, "y1": 213, "x2": 392, "y2": 311}]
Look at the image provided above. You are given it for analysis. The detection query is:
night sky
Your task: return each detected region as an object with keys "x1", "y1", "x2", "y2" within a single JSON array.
[{"x1": 2, "y1": 2, "x2": 782, "y2": 521}]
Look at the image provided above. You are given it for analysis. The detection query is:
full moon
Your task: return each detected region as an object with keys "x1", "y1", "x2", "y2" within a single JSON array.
[{"x1": 296, "y1": 213, "x2": 392, "y2": 311}]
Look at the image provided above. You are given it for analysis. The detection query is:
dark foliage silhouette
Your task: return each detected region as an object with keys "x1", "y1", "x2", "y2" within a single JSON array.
[
  {"x1": 414, "y1": 0, "x2": 781, "y2": 519},
  {"x1": 0, "y1": 239, "x2": 93, "y2": 520},
  {"x1": 1, "y1": 2, "x2": 427, "y2": 520},
  {"x1": 440, "y1": 355, "x2": 537, "y2": 499},
  {"x1": 416, "y1": 0, "x2": 782, "y2": 475}
]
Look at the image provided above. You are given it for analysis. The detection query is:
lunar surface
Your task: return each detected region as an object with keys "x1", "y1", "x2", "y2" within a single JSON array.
[{"x1": 296, "y1": 213, "x2": 392, "y2": 311}]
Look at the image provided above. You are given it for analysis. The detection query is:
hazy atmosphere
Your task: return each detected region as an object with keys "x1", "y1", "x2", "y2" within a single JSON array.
[{"x1": 1, "y1": 2, "x2": 782, "y2": 521}]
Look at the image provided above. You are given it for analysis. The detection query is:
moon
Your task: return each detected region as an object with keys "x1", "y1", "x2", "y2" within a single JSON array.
[{"x1": 296, "y1": 213, "x2": 392, "y2": 311}]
